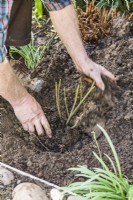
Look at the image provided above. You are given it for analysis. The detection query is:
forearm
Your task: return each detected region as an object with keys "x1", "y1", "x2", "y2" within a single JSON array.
[
  {"x1": 49, "y1": 4, "x2": 89, "y2": 72},
  {"x1": 0, "y1": 59, "x2": 28, "y2": 106}
]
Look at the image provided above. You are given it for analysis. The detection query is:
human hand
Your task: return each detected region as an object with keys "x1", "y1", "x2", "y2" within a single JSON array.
[
  {"x1": 0, "y1": 59, "x2": 51, "y2": 137},
  {"x1": 77, "y1": 59, "x2": 116, "y2": 90},
  {"x1": 12, "y1": 93, "x2": 52, "y2": 137}
]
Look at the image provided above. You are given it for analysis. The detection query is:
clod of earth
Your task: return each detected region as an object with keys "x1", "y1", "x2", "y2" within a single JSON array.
[{"x1": 12, "y1": 183, "x2": 49, "y2": 200}]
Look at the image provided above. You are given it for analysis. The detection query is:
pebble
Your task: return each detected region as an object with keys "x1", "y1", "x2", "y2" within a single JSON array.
[
  {"x1": 27, "y1": 160, "x2": 32, "y2": 167},
  {"x1": 50, "y1": 188, "x2": 64, "y2": 200},
  {"x1": 29, "y1": 78, "x2": 44, "y2": 92},
  {"x1": 0, "y1": 167, "x2": 14, "y2": 186},
  {"x1": 67, "y1": 196, "x2": 83, "y2": 200},
  {"x1": 12, "y1": 183, "x2": 49, "y2": 200},
  {"x1": 17, "y1": 180, "x2": 21, "y2": 185}
]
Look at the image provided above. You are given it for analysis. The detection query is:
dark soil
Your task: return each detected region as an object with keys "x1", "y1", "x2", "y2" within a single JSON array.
[{"x1": 0, "y1": 16, "x2": 133, "y2": 198}]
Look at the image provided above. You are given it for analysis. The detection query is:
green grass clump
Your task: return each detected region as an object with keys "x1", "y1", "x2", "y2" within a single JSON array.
[
  {"x1": 61, "y1": 125, "x2": 133, "y2": 200},
  {"x1": 10, "y1": 34, "x2": 47, "y2": 69}
]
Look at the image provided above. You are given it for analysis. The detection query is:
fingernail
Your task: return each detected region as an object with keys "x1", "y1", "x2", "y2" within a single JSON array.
[
  {"x1": 49, "y1": 134, "x2": 52, "y2": 138},
  {"x1": 38, "y1": 132, "x2": 44, "y2": 136},
  {"x1": 101, "y1": 84, "x2": 105, "y2": 91}
]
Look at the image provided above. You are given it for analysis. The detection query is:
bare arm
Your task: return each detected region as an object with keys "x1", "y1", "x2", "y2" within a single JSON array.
[
  {"x1": 0, "y1": 59, "x2": 52, "y2": 137},
  {"x1": 50, "y1": 4, "x2": 115, "y2": 90}
]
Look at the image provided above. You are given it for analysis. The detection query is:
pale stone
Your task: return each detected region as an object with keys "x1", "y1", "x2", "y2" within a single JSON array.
[
  {"x1": 67, "y1": 196, "x2": 83, "y2": 200},
  {"x1": 0, "y1": 167, "x2": 14, "y2": 186},
  {"x1": 12, "y1": 183, "x2": 49, "y2": 200},
  {"x1": 50, "y1": 188, "x2": 64, "y2": 200}
]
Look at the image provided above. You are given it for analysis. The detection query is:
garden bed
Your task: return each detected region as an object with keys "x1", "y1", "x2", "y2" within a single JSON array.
[{"x1": 0, "y1": 16, "x2": 133, "y2": 198}]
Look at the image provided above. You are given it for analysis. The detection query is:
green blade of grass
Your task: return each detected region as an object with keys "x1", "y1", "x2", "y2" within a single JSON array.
[
  {"x1": 97, "y1": 125, "x2": 122, "y2": 178},
  {"x1": 66, "y1": 82, "x2": 95, "y2": 125}
]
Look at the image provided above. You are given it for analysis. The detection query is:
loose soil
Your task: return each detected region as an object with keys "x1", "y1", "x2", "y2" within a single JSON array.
[{"x1": 0, "y1": 16, "x2": 133, "y2": 199}]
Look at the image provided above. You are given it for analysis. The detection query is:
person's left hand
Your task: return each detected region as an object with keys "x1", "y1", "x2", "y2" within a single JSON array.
[{"x1": 76, "y1": 58, "x2": 116, "y2": 90}]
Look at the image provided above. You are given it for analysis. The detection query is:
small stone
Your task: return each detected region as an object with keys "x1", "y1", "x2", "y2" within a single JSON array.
[
  {"x1": 105, "y1": 54, "x2": 110, "y2": 59},
  {"x1": 27, "y1": 160, "x2": 32, "y2": 167},
  {"x1": 12, "y1": 183, "x2": 49, "y2": 200},
  {"x1": 67, "y1": 196, "x2": 83, "y2": 200},
  {"x1": 0, "y1": 185, "x2": 4, "y2": 189},
  {"x1": 29, "y1": 78, "x2": 44, "y2": 92},
  {"x1": 50, "y1": 188, "x2": 64, "y2": 200},
  {"x1": 17, "y1": 180, "x2": 21, "y2": 185},
  {"x1": 0, "y1": 167, "x2": 14, "y2": 186},
  {"x1": 38, "y1": 171, "x2": 43, "y2": 178}
]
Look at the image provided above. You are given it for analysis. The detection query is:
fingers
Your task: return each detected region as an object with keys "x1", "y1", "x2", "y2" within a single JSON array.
[
  {"x1": 13, "y1": 94, "x2": 52, "y2": 137},
  {"x1": 87, "y1": 63, "x2": 116, "y2": 91},
  {"x1": 22, "y1": 123, "x2": 29, "y2": 132},
  {"x1": 34, "y1": 119, "x2": 44, "y2": 136},
  {"x1": 102, "y1": 67, "x2": 116, "y2": 81},
  {"x1": 28, "y1": 123, "x2": 35, "y2": 133},
  {"x1": 90, "y1": 72, "x2": 105, "y2": 91},
  {"x1": 40, "y1": 116, "x2": 52, "y2": 138},
  {"x1": 22, "y1": 117, "x2": 52, "y2": 138},
  {"x1": 31, "y1": 115, "x2": 52, "y2": 138}
]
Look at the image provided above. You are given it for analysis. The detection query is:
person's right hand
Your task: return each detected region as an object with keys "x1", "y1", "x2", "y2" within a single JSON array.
[
  {"x1": 0, "y1": 58, "x2": 52, "y2": 137},
  {"x1": 12, "y1": 93, "x2": 52, "y2": 137}
]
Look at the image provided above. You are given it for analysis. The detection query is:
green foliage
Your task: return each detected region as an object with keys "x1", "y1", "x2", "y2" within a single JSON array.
[
  {"x1": 74, "y1": 0, "x2": 133, "y2": 12},
  {"x1": 10, "y1": 34, "x2": 47, "y2": 69},
  {"x1": 62, "y1": 125, "x2": 133, "y2": 200},
  {"x1": 127, "y1": 186, "x2": 133, "y2": 200},
  {"x1": 34, "y1": 0, "x2": 43, "y2": 18},
  {"x1": 33, "y1": 0, "x2": 44, "y2": 27},
  {"x1": 95, "y1": 0, "x2": 132, "y2": 13},
  {"x1": 74, "y1": 0, "x2": 85, "y2": 9}
]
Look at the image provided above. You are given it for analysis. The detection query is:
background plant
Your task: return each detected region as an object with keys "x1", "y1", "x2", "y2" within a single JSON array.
[
  {"x1": 62, "y1": 125, "x2": 133, "y2": 199},
  {"x1": 74, "y1": 0, "x2": 133, "y2": 13},
  {"x1": 74, "y1": 0, "x2": 85, "y2": 9},
  {"x1": 95, "y1": 0, "x2": 133, "y2": 13},
  {"x1": 10, "y1": 34, "x2": 47, "y2": 69},
  {"x1": 34, "y1": 0, "x2": 43, "y2": 18},
  {"x1": 33, "y1": 0, "x2": 43, "y2": 28},
  {"x1": 76, "y1": 1, "x2": 116, "y2": 43}
]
